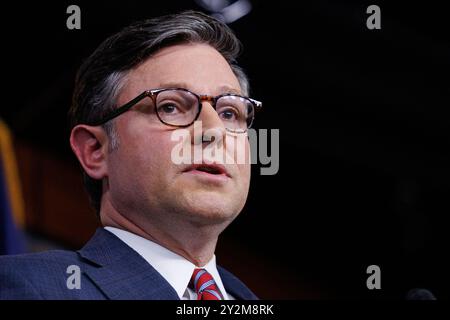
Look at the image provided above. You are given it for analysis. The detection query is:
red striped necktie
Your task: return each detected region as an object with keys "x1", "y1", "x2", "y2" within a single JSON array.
[{"x1": 190, "y1": 268, "x2": 224, "y2": 300}]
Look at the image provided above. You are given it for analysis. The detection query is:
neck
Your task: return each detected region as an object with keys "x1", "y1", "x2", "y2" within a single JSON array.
[{"x1": 100, "y1": 199, "x2": 222, "y2": 266}]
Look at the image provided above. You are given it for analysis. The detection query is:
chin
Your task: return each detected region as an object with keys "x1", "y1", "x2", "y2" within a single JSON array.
[{"x1": 180, "y1": 191, "x2": 243, "y2": 224}]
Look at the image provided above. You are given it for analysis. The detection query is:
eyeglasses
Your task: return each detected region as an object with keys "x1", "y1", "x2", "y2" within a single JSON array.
[{"x1": 88, "y1": 88, "x2": 262, "y2": 133}]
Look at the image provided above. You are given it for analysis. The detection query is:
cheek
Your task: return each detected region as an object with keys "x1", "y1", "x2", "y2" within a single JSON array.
[
  {"x1": 131, "y1": 132, "x2": 178, "y2": 176},
  {"x1": 118, "y1": 116, "x2": 176, "y2": 164},
  {"x1": 235, "y1": 139, "x2": 251, "y2": 181},
  {"x1": 112, "y1": 119, "x2": 178, "y2": 186}
]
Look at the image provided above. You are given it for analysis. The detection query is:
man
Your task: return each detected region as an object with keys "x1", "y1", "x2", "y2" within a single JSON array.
[{"x1": 0, "y1": 11, "x2": 261, "y2": 300}]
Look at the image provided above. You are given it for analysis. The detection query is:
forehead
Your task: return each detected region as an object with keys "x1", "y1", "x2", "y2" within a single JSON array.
[{"x1": 121, "y1": 43, "x2": 241, "y2": 102}]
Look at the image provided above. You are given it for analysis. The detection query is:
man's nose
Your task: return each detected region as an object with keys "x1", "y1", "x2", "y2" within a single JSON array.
[{"x1": 191, "y1": 102, "x2": 226, "y2": 145}]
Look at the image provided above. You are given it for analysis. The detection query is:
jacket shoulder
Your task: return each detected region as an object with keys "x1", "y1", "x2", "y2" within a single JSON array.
[{"x1": 0, "y1": 250, "x2": 89, "y2": 300}]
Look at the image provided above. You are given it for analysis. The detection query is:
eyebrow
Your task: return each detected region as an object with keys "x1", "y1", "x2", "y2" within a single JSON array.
[{"x1": 157, "y1": 82, "x2": 242, "y2": 96}]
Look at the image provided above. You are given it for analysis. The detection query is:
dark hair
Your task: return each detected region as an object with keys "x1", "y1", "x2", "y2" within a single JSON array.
[{"x1": 68, "y1": 10, "x2": 250, "y2": 215}]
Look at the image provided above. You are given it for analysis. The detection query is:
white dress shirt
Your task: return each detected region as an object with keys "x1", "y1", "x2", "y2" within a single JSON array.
[{"x1": 104, "y1": 227, "x2": 234, "y2": 300}]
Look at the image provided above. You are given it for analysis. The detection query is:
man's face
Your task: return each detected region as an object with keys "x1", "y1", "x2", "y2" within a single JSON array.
[{"x1": 105, "y1": 43, "x2": 251, "y2": 226}]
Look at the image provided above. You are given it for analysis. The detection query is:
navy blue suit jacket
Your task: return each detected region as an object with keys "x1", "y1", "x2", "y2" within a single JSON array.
[{"x1": 0, "y1": 228, "x2": 258, "y2": 300}]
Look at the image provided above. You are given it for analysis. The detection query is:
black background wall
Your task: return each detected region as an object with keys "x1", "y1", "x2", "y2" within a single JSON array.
[{"x1": 1, "y1": 0, "x2": 449, "y2": 299}]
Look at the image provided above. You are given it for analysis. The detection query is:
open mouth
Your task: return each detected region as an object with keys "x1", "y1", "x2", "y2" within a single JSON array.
[
  {"x1": 195, "y1": 166, "x2": 222, "y2": 174},
  {"x1": 183, "y1": 164, "x2": 230, "y2": 177}
]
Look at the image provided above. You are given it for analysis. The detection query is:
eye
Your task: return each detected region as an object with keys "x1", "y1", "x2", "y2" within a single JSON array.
[
  {"x1": 158, "y1": 103, "x2": 179, "y2": 114},
  {"x1": 219, "y1": 108, "x2": 239, "y2": 121}
]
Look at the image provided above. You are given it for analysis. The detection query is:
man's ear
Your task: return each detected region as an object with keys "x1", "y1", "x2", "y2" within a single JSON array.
[{"x1": 70, "y1": 125, "x2": 109, "y2": 180}]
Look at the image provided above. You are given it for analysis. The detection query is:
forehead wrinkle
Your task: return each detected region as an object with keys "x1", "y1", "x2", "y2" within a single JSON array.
[
  {"x1": 156, "y1": 82, "x2": 242, "y2": 96},
  {"x1": 120, "y1": 44, "x2": 242, "y2": 101}
]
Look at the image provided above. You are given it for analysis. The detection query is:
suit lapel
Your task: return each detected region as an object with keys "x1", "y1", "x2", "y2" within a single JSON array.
[{"x1": 78, "y1": 228, "x2": 179, "y2": 300}]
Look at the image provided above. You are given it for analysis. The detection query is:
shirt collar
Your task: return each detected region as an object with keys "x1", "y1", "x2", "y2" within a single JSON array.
[{"x1": 104, "y1": 226, "x2": 228, "y2": 299}]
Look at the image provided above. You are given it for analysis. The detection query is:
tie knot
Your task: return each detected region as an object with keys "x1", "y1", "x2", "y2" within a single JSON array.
[{"x1": 190, "y1": 268, "x2": 223, "y2": 300}]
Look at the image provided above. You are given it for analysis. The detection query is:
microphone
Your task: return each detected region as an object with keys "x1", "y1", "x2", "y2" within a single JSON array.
[{"x1": 405, "y1": 288, "x2": 436, "y2": 300}]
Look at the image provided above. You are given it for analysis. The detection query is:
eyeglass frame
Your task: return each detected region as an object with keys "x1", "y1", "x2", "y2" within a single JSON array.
[{"x1": 87, "y1": 87, "x2": 263, "y2": 133}]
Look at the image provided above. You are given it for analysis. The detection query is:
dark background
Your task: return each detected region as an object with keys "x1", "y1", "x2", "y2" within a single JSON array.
[{"x1": 1, "y1": 0, "x2": 449, "y2": 299}]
